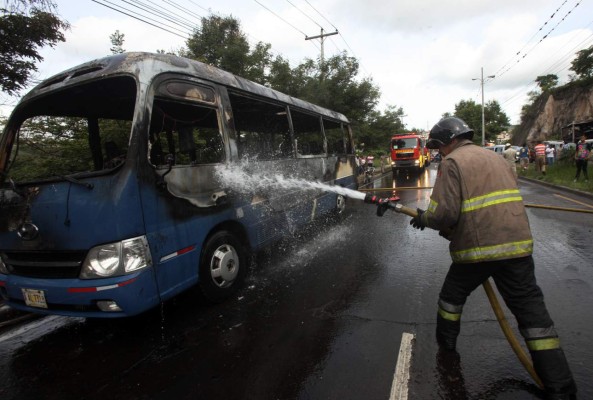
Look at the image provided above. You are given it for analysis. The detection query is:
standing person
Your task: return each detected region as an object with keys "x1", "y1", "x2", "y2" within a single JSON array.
[
  {"x1": 534, "y1": 140, "x2": 547, "y2": 175},
  {"x1": 546, "y1": 145, "x2": 555, "y2": 166},
  {"x1": 503, "y1": 142, "x2": 518, "y2": 180},
  {"x1": 519, "y1": 143, "x2": 530, "y2": 171},
  {"x1": 409, "y1": 117, "x2": 576, "y2": 399},
  {"x1": 574, "y1": 135, "x2": 590, "y2": 183}
]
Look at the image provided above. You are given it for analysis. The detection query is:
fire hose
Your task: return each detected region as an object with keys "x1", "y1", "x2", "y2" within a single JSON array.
[
  {"x1": 360, "y1": 187, "x2": 593, "y2": 214},
  {"x1": 363, "y1": 193, "x2": 544, "y2": 388}
]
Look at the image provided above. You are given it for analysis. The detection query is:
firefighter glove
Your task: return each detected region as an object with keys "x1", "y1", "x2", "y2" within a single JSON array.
[{"x1": 409, "y1": 209, "x2": 426, "y2": 230}]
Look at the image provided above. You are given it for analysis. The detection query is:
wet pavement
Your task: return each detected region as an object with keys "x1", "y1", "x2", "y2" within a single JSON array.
[{"x1": 0, "y1": 164, "x2": 592, "y2": 399}]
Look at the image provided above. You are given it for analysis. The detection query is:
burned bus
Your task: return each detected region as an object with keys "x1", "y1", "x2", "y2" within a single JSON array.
[{"x1": 0, "y1": 52, "x2": 357, "y2": 317}]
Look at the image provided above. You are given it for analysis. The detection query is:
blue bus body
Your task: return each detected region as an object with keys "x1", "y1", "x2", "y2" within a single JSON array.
[{"x1": 0, "y1": 53, "x2": 357, "y2": 317}]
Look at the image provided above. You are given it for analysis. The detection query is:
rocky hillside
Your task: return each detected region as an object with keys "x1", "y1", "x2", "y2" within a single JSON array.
[{"x1": 513, "y1": 79, "x2": 593, "y2": 145}]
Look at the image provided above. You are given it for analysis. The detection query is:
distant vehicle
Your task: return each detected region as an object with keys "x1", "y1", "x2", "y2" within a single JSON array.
[
  {"x1": 483, "y1": 144, "x2": 505, "y2": 155},
  {"x1": 485, "y1": 145, "x2": 520, "y2": 161},
  {"x1": 545, "y1": 140, "x2": 565, "y2": 154},
  {"x1": 390, "y1": 133, "x2": 430, "y2": 173}
]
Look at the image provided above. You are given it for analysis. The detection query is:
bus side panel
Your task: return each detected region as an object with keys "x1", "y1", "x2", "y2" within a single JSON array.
[
  {"x1": 138, "y1": 181, "x2": 235, "y2": 301},
  {"x1": 138, "y1": 154, "x2": 356, "y2": 302}
]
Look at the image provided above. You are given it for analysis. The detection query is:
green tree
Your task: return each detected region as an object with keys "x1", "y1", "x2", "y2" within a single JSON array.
[
  {"x1": 295, "y1": 52, "x2": 380, "y2": 125},
  {"x1": 0, "y1": 0, "x2": 69, "y2": 95},
  {"x1": 357, "y1": 105, "x2": 406, "y2": 150},
  {"x1": 267, "y1": 55, "x2": 303, "y2": 96},
  {"x1": 535, "y1": 74, "x2": 558, "y2": 92},
  {"x1": 453, "y1": 99, "x2": 482, "y2": 134},
  {"x1": 109, "y1": 30, "x2": 125, "y2": 54},
  {"x1": 484, "y1": 100, "x2": 510, "y2": 138},
  {"x1": 570, "y1": 45, "x2": 593, "y2": 79},
  {"x1": 184, "y1": 15, "x2": 256, "y2": 80},
  {"x1": 452, "y1": 99, "x2": 509, "y2": 143}
]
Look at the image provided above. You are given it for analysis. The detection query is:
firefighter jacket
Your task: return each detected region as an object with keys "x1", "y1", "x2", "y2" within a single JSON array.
[{"x1": 420, "y1": 139, "x2": 533, "y2": 263}]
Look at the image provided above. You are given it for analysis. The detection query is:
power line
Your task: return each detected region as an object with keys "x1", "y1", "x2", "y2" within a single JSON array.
[
  {"x1": 499, "y1": 24, "x2": 593, "y2": 109},
  {"x1": 128, "y1": 0, "x2": 198, "y2": 30},
  {"x1": 116, "y1": 0, "x2": 194, "y2": 32},
  {"x1": 300, "y1": 0, "x2": 368, "y2": 75},
  {"x1": 185, "y1": 0, "x2": 211, "y2": 14},
  {"x1": 162, "y1": 0, "x2": 204, "y2": 23},
  {"x1": 286, "y1": 0, "x2": 322, "y2": 30},
  {"x1": 303, "y1": 0, "x2": 338, "y2": 31},
  {"x1": 91, "y1": 0, "x2": 191, "y2": 38},
  {"x1": 493, "y1": 0, "x2": 570, "y2": 77},
  {"x1": 496, "y1": 0, "x2": 582, "y2": 79},
  {"x1": 253, "y1": 0, "x2": 307, "y2": 37}
]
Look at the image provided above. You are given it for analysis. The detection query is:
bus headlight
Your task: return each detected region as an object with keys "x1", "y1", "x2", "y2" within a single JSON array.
[{"x1": 81, "y1": 236, "x2": 152, "y2": 279}]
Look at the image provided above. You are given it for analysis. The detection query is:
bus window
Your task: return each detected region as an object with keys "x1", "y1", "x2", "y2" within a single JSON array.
[
  {"x1": 3, "y1": 75, "x2": 136, "y2": 183},
  {"x1": 150, "y1": 99, "x2": 223, "y2": 167},
  {"x1": 324, "y1": 119, "x2": 345, "y2": 155},
  {"x1": 228, "y1": 92, "x2": 292, "y2": 160},
  {"x1": 292, "y1": 109, "x2": 324, "y2": 156}
]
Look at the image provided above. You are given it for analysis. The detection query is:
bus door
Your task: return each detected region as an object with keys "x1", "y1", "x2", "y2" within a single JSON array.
[{"x1": 140, "y1": 78, "x2": 230, "y2": 300}]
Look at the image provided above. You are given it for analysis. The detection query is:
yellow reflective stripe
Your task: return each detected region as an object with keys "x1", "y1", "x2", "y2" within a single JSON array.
[
  {"x1": 427, "y1": 199, "x2": 438, "y2": 213},
  {"x1": 438, "y1": 308, "x2": 461, "y2": 321},
  {"x1": 462, "y1": 189, "x2": 523, "y2": 213},
  {"x1": 451, "y1": 240, "x2": 533, "y2": 263},
  {"x1": 527, "y1": 338, "x2": 560, "y2": 351}
]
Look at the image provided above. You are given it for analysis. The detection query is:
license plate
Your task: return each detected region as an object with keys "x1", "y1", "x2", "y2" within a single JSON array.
[{"x1": 22, "y1": 288, "x2": 48, "y2": 309}]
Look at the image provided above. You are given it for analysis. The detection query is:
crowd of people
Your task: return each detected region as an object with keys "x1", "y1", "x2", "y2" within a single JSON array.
[{"x1": 511, "y1": 135, "x2": 591, "y2": 184}]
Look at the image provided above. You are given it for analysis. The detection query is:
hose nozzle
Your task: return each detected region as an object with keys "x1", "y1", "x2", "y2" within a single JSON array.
[{"x1": 363, "y1": 193, "x2": 401, "y2": 216}]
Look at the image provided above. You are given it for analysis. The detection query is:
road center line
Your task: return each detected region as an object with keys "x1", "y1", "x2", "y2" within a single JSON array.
[{"x1": 389, "y1": 332, "x2": 415, "y2": 400}]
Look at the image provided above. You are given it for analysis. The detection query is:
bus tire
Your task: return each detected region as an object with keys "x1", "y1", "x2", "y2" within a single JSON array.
[
  {"x1": 198, "y1": 230, "x2": 248, "y2": 302},
  {"x1": 334, "y1": 194, "x2": 347, "y2": 220}
]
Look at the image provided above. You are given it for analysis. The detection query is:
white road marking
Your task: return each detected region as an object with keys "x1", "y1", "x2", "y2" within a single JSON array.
[
  {"x1": 0, "y1": 315, "x2": 83, "y2": 344},
  {"x1": 389, "y1": 332, "x2": 415, "y2": 400}
]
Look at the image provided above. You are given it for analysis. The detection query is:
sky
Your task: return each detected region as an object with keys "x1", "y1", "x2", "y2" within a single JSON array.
[{"x1": 2, "y1": 0, "x2": 593, "y2": 131}]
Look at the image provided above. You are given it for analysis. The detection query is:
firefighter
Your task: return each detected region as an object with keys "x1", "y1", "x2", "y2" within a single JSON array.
[{"x1": 409, "y1": 117, "x2": 576, "y2": 399}]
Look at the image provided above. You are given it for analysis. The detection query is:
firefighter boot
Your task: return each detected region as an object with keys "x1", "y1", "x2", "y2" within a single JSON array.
[
  {"x1": 436, "y1": 313, "x2": 460, "y2": 351},
  {"x1": 529, "y1": 348, "x2": 577, "y2": 399}
]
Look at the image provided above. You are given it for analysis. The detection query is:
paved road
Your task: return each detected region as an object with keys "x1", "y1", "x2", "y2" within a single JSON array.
[{"x1": 0, "y1": 165, "x2": 591, "y2": 400}]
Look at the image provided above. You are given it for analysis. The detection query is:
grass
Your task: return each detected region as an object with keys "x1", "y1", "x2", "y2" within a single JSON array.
[{"x1": 517, "y1": 158, "x2": 593, "y2": 194}]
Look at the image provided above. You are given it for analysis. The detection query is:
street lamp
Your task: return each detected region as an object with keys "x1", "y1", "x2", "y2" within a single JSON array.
[{"x1": 472, "y1": 67, "x2": 495, "y2": 146}]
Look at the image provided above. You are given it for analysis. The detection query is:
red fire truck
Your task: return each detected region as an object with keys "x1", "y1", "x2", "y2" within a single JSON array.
[{"x1": 390, "y1": 133, "x2": 430, "y2": 173}]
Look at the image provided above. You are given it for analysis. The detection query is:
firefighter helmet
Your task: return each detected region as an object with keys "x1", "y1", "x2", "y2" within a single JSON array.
[{"x1": 427, "y1": 117, "x2": 474, "y2": 149}]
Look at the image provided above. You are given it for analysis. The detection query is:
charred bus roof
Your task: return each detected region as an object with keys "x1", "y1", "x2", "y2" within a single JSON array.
[{"x1": 17, "y1": 52, "x2": 349, "y2": 123}]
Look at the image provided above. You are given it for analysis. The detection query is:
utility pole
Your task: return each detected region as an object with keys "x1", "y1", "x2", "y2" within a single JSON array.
[
  {"x1": 472, "y1": 67, "x2": 495, "y2": 146},
  {"x1": 305, "y1": 28, "x2": 338, "y2": 75}
]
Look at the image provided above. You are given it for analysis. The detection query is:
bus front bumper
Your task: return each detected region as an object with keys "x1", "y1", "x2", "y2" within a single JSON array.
[{"x1": 0, "y1": 269, "x2": 160, "y2": 318}]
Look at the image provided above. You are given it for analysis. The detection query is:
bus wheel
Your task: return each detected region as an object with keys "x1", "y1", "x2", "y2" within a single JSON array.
[
  {"x1": 199, "y1": 231, "x2": 247, "y2": 302},
  {"x1": 336, "y1": 194, "x2": 346, "y2": 215}
]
